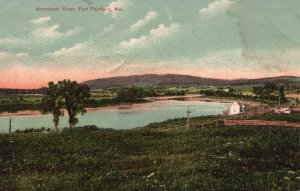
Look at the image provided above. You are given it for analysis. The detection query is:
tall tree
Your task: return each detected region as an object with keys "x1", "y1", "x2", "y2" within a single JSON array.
[
  {"x1": 228, "y1": 87, "x2": 235, "y2": 97},
  {"x1": 278, "y1": 85, "x2": 287, "y2": 104},
  {"x1": 252, "y1": 82, "x2": 277, "y2": 100},
  {"x1": 253, "y1": 86, "x2": 263, "y2": 98},
  {"x1": 41, "y1": 82, "x2": 64, "y2": 131},
  {"x1": 58, "y1": 80, "x2": 91, "y2": 128},
  {"x1": 263, "y1": 82, "x2": 276, "y2": 98}
]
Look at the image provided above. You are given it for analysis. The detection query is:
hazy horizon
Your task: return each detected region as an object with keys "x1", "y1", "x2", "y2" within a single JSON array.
[{"x1": 0, "y1": 73, "x2": 299, "y2": 89}]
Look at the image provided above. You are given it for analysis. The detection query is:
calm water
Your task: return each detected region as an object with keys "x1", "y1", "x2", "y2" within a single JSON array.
[{"x1": 0, "y1": 100, "x2": 228, "y2": 133}]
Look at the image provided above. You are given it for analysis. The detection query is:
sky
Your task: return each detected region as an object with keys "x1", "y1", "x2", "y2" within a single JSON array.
[{"x1": 0, "y1": 0, "x2": 299, "y2": 88}]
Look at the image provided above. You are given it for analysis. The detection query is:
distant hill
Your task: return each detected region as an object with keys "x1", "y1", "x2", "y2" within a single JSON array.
[
  {"x1": 82, "y1": 74, "x2": 300, "y2": 89},
  {"x1": 1, "y1": 74, "x2": 298, "y2": 94}
]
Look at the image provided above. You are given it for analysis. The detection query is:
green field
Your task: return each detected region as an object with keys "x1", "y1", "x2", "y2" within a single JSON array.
[
  {"x1": 1, "y1": 116, "x2": 300, "y2": 190},
  {"x1": 0, "y1": 95, "x2": 42, "y2": 113}
]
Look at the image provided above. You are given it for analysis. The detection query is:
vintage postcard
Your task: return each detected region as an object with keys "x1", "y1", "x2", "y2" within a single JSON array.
[{"x1": 0, "y1": 0, "x2": 300, "y2": 190}]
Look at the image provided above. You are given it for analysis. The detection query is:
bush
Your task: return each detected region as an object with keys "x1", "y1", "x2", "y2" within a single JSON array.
[
  {"x1": 15, "y1": 127, "x2": 52, "y2": 133},
  {"x1": 62, "y1": 125, "x2": 101, "y2": 133}
]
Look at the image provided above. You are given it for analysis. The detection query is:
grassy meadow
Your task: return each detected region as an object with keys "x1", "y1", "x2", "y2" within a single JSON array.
[
  {"x1": 1, "y1": 85, "x2": 300, "y2": 190},
  {"x1": 1, "y1": 115, "x2": 300, "y2": 191}
]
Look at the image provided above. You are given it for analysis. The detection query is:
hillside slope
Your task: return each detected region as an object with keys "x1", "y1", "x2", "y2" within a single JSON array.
[{"x1": 82, "y1": 74, "x2": 300, "y2": 89}]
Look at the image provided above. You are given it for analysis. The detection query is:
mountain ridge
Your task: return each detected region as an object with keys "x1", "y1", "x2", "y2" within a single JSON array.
[
  {"x1": 0, "y1": 74, "x2": 298, "y2": 94},
  {"x1": 82, "y1": 74, "x2": 300, "y2": 89}
]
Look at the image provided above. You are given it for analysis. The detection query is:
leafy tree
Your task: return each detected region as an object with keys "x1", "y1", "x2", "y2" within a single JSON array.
[
  {"x1": 58, "y1": 80, "x2": 91, "y2": 128},
  {"x1": 228, "y1": 88, "x2": 235, "y2": 97},
  {"x1": 41, "y1": 82, "x2": 64, "y2": 131},
  {"x1": 252, "y1": 82, "x2": 276, "y2": 99},
  {"x1": 278, "y1": 85, "x2": 287, "y2": 104},
  {"x1": 263, "y1": 82, "x2": 276, "y2": 97},
  {"x1": 19, "y1": 96, "x2": 25, "y2": 102},
  {"x1": 252, "y1": 86, "x2": 263, "y2": 97},
  {"x1": 116, "y1": 88, "x2": 126, "y2": 101},
  {"x1": 136, "y1": 87, "x2": 146, "y2": 98},
  {"x1": 144, "y1": 88, "x2": 158, "y2": 97}
]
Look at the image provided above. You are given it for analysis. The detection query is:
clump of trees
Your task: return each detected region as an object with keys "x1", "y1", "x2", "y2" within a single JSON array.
[
  {"x1": 252, "y1": 82, "x2": 287, "y2": 103},
  {"x1": 41, "y1": 80, "x2": 91, "y2": 130},
  {"x1": 144, "y1": 88, "x2": 159, "y2": 97},
  {"x1": 278, "y1": 85, "x2": 287, "y2": 103},
  {"x1": 84, "y1": 87, "x2": 158, "y2": 108},
  {"x1": 115, "y1": 86, "x2": 159, "y2": 102},
  {"x1": 252, "y1": 82, "x2": 277, "y2": 100},
  {"x1": 199, "y1": 87, "x2": 242, "y2": 98},
  {"x1": 165, "y1": 90, "x2": 186, "y2": 96},
  {"x1": 116, "y1": 87, "x2": 145, "y2": 102}
]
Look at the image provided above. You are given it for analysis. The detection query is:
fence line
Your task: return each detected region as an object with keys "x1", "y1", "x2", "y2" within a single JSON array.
[{"x1": 194, "y1": 107, "x2": 274, "y2": 128}]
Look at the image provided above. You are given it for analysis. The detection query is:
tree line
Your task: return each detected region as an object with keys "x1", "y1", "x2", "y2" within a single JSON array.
[
  {"x1": 0, "y1": 88, "x2": 46, "y2": 95},
  {"x1": 252, "y1": 82, "x2": 287, "y2": 103},
  {"x1": 199, "y1": 82, "x2": 287, "y2": 104}
]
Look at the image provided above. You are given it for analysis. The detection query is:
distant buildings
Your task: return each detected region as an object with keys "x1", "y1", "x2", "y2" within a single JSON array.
[{"x1": 274, "y1": 106, "x2": 291, "y2": 114}]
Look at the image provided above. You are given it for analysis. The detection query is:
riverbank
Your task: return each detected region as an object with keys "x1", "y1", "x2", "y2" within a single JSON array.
[
  {"x1": 0, "y1": 104, "x2": 147, "y2": 117},
  {"x1": 0, "y1": 100, "x2": 228, "y2": 133},
  {"x1": 1, "y1": 119, "x2": 300, "y2": 190},
  {"x1": 0, "y1": 110, "x2": 42, "y2": 117},
  {"x1": 0, "y1": 95, "x2": 262, "y2": 117},
  {"x1": 146, "y1": 95, "x2": 262, "y2": 106}
]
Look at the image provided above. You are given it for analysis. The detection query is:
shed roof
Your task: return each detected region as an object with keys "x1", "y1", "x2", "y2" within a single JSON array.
[{"x1": 230, "y1": 101, "x2": 243, "y2": 106}]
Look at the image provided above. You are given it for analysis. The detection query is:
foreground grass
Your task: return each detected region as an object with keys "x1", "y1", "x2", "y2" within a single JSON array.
[{"x1": 0, "y1": 123, "x2": 300, "y2": 191}]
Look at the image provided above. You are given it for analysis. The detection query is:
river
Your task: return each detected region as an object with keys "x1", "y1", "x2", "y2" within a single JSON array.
[{"x1": 0, "y1": 100, "x2": 229, "y2": 133}]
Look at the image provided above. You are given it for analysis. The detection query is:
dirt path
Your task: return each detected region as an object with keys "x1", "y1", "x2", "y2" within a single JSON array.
[{"x1": 224, "y1": 119, "x2": 300, "y2": 128}]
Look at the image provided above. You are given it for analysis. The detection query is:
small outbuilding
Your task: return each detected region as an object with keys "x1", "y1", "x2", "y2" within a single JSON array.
[{"x1": 223, "y1": 101, "x2": 245, "y2": 116}]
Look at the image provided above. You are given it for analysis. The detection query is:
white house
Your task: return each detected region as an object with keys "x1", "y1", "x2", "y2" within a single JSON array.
[{"x1": 226, "y1": 101, "x2": 244, "y2": 116}]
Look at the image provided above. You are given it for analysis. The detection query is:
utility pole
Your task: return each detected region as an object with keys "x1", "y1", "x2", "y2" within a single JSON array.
[
  {"x1": 9, "y1": 117, "x2": 12, "y2": 134},
  {"x1": 186, "y1": 105, "x2": 191, "y2": 130}
]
